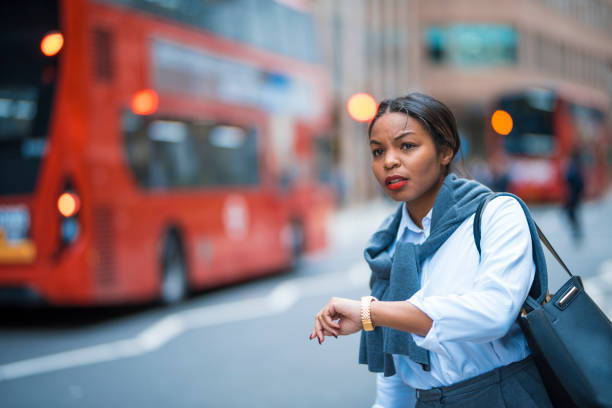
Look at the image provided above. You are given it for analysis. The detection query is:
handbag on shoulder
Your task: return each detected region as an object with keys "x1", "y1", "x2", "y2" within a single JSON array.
[{"x1": 474, "y1": 192, "x2": 612, "y2": 408}]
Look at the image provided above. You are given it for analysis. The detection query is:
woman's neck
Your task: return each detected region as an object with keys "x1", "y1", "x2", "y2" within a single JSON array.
[{"x1": 405, "y1": 176, "x2": 445, "y2": 229}]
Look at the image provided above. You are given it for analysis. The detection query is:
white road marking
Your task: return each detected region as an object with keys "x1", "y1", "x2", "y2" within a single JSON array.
[
  {"x1": 7, "y1": 255, "x2": 609, "y2": 383},
  {"x1": 5, "y1": 256, "x2": 610, "y2": 383},
  {"x1": 0, "y1": 262, "x2": 371, "y2": 382}
]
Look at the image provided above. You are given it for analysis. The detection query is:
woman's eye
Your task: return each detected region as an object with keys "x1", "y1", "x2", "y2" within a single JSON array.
[
  {"x1": 401, "y1": 143, "x2": 416, "y2": 151},
  {"x1": 372, "y1": 148, "x2": 383, "y2": 157}
]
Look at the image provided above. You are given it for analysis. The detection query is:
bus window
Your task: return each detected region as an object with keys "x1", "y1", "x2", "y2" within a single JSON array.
[
  {"x1": 123, "y1": 113, "x2": 259, "y2": 189},
  {"x1": 192, "y1": 123, "x2": 259, "y2": 187},
  {"x1": 149, "y1": 120, "x2": 193, "y2": 188},
  {"x1": 0, "y1": 1, "x2": 59, "y2": 195},
  {"x1": 98, "y1": 0, "x2": 319, "y2": 63},
  {"x1": 571, "y1": 104, "x2": 604, "y2": 143},
  {"x1": 500, "y1": 95, "x2": 555, "y2": 156}
]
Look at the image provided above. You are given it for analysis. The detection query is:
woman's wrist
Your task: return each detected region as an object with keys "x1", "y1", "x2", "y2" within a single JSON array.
[{"x1": 370, "y1": 298, "x2": 379, "y2": 328}]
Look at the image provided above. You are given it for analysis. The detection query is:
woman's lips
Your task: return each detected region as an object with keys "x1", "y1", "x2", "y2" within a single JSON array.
[{"x1": 385, "y1": 176, "x2": 408, "y2": 191}]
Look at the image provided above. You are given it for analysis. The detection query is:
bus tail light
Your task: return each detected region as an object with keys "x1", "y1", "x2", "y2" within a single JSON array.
[
  {"x1": 57, "y1": 191, "x2": 81, "y2": 244},
  {"x1": 41, "y1": 32, "x2": 64, "y2": 57},
  {"x1": 58, "y1": 192, "x2": 80, "y2": 218}
]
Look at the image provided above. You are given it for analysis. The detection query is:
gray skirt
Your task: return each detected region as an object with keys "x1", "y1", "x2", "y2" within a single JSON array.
[{"x1": 414, "y1": 356, "x2": 553, "y2": 408}]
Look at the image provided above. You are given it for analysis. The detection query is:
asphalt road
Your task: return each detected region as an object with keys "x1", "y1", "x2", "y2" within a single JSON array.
[{"x1": 1, "y1": 194, "x2": 611, "y2": 408}]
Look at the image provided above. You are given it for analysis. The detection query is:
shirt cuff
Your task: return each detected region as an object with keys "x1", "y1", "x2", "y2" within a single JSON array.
[{"x1": 407, "y1": 294, "x2": 444, "y2": 354}]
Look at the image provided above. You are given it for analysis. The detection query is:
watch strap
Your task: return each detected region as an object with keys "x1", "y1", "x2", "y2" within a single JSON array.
[{"x1": 361, "y1": 296, "x2": 377, "y2": 331}]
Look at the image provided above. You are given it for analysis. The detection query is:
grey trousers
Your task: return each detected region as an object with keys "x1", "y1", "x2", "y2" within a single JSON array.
[{"x1": 414, "y1": 356, "x2": 553, "y2": 408}]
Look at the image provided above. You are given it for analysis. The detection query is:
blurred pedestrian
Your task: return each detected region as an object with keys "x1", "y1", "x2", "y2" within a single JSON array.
[
  {"x1": 309, "y1": 93, "x2": 551, "y2": 407},
  {"x1": 489, "y1": 152, "x2": 510, "y2": 192},
  {"x1": 564, "y1": 149, "x2": 584, "y2": 241}
]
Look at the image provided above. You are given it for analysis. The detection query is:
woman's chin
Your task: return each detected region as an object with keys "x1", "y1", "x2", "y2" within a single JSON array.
[{"x1": 383, "y1": 188, "x2": 413, "y2": 202}]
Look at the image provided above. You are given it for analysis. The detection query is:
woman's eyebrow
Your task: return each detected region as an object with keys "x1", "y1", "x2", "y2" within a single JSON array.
[
  {"x1": 369, "y1": 139, "x2": 383, "y2": 145},
  {"x1": 394, "y1": 130, "x2": 415, "y2": 141}
]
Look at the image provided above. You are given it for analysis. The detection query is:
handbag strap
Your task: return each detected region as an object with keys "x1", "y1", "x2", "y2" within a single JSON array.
[
  {"x1": 534, "y1": 223, "x2": 573, "y2": 278},
  {"x1": 473, "y1": 192, "x2": 573, "y2": 278}
]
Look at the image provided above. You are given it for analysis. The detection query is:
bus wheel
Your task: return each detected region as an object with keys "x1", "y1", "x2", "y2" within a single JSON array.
[{"x1": 160, "y1": 232, "x2": 187, "y2": 305}]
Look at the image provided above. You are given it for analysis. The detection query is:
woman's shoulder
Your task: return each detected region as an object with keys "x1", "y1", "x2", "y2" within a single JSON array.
[{"x1": 479, "y1": 195, "x2": 531, "y2": 242}]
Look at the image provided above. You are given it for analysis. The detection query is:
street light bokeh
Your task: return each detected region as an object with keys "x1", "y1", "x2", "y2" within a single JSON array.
[
  {"x1": 491, "y1": 110, "x2": 513, "y2": 136},
  {"x1": 131, "y1": 89, "x2": 159, "y2": 116},
  {"x1": 347, "y1": 92, "x2": 377, "y2": 123}
]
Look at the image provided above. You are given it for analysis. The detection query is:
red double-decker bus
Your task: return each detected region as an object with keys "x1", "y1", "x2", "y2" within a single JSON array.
[
  {"x1": 0, "y1": 0, "x2": 335, "y2": 305},
  {"x1": 487, "y1": 88, "x2": 609, "y2": 202}
]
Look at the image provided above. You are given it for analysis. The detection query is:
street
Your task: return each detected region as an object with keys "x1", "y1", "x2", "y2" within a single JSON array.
[{"x1": 1, "y1": 194, "x2": 611, "y2": 408}]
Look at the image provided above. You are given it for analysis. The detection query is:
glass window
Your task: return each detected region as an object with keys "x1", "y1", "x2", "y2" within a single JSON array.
[
  {"x1": 0, "y1": 0, "x2": 59, "y2": 195},
  {"x1": 314, "y1": 137, "x2": 333, "y2": 183},
  {"x1": 96, "y1": 0, "x2": 319, "y2": 63},
  {"x1": 192, "y1": 122, "x2": 259, "y2": 187},
  {"x1": 424, "y1": 24, "x2": 518, "y2": 67},
  {"x1": 425, "y1": 26, "x2": 444, "y2": 63},
  {"x1": 571, "y1": 104, "x2": 604, "y2": 143},
  {"x1": 499, "y1": 91, "x2": 556, "y2": 157},
  {"x1": 123, "y1": 113, "x2": 259, "y2": 189}
]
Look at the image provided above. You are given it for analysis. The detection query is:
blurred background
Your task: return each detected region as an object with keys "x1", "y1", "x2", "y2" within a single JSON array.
[{"x1": 0, "y1": 0, "x2": 611, "y2": 407}]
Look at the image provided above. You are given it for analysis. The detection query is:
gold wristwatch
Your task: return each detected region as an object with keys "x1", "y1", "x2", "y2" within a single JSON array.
[{"x1": 361, "y1": 296, "x2": 377, "y2": 331}]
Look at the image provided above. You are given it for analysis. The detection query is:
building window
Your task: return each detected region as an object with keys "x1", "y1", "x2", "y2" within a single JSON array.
[{"x1": 424, "y1": 24, "x2": 518, "y2": 67}]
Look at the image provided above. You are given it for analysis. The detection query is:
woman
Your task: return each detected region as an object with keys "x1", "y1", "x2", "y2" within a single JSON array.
[{"x1": 309, "y1": 93, "x2": 552, "y2": 407}]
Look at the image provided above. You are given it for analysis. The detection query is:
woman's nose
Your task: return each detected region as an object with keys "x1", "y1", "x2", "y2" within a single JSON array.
[{"x1": 384, "y1": 152, "x2": 400, "y2": 170}]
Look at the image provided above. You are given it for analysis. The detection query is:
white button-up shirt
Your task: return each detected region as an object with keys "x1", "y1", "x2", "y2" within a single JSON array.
[{"x1": 373, "y1": 196, "x2": 535, "y2": 408}]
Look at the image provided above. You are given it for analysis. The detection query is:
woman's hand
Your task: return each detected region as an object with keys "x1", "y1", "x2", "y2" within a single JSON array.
[{"x1": 309, "y1": 297, "x2": 362, "y2": 344}]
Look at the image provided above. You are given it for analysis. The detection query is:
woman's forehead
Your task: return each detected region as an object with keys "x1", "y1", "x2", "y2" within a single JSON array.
[{"x1": 370, "y1": 112, "x2": 424, "y2": 136}]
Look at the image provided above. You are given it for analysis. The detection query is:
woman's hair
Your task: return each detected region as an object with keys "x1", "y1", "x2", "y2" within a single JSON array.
[{"x1": 368, "y1": 93, "x2": 461, "y2": 175}]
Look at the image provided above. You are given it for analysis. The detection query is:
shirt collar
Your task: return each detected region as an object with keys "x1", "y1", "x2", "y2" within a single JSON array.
[{"x1": 399, "y1": 202, "x2": 433, "y2": 236}]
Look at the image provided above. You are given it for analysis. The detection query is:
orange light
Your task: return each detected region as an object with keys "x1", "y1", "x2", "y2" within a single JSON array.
[
  {"x1": 41, "y1": 32, "x2": 64, "y2": 57},
  {"x1": 131, "y1": 89, "x2": 159, "y2": 115},
  {"x1": 347, "y1": 93, "x2": 377, "y2": 122},
  {"x1": 491, "y1": 110, "x2": 513, "y2": 135},
  {"x1": 57, "y1": 193, "x2": 81, "y2": 218}
]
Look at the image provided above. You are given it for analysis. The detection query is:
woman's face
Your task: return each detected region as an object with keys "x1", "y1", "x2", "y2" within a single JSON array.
[{"x1": 369, "y1": 112, "x2": 452, "y2": 203}]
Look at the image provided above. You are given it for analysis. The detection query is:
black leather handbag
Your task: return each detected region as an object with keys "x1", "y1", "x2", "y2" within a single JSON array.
[{"x1": 475, "y1": 193, "x2": 612, "y2": 408}]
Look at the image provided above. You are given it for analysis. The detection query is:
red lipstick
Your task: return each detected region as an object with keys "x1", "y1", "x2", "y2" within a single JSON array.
[{"x1": 385, "y1": 175, "x2": 408, "y2": 191}]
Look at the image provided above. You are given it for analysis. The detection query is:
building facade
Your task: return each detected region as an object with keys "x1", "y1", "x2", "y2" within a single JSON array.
[{"x1": 316, "y1": 0, "x2": 612, "y2": 202}]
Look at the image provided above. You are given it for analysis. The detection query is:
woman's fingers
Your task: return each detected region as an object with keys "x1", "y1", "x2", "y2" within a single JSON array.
[
  {"x1": 310, "y1": 298, "x2": 354, "y2": 344},
  {"x1": 322, "y1": 305, "x2": 341, "y2": 330},
  {"x1": 317, "y1": 313, "x2": 339, "y2": 338},
  {"x1": 310, "y1": 313, "x2": 340, "y2": 344},
  {"x1": 313, "y1": 316, "x2": 323, "y2": 343}
]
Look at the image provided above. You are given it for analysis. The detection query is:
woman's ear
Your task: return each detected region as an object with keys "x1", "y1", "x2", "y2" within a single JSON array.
[{"x1": 439, "y1": 146, "x2": 454, "y2": 166}]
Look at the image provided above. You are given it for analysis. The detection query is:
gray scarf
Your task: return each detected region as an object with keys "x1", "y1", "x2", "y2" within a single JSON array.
[{"x1": 359, "y1": 173, "x2": 491, "y2": 376}]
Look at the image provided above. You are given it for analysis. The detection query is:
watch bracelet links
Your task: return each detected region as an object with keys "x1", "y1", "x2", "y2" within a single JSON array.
[{"x1": 361, "y1": 296, "x2": 377, "y2": 331}]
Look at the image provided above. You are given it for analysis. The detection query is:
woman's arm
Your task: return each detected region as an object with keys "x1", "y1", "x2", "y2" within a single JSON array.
[
  {"x1": 371, "y1": 301, "x2": 432, "y2": 337},
  {"x1": 309, "y1": 297, "x2": 432, "y2": 344},
  {"x1": 408, "y1": 196, "x2": 535, "y2": 353}
]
